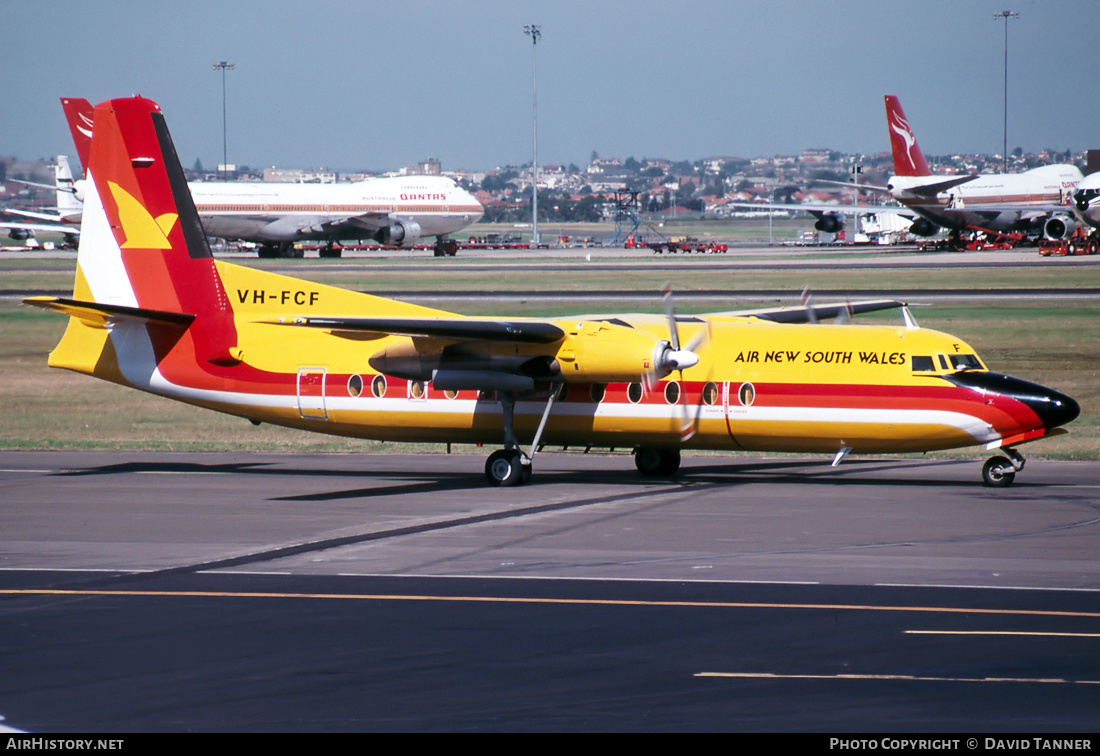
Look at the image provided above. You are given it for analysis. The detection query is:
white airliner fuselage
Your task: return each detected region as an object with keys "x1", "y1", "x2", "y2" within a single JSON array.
[
  {"x1": 888, "y1": 164, "x2": 1081, "y2": 235},
  {"x1": 59, "y1": 96, "x2": 484, "y2": 255},
  {"x1": 190, "y1": 175, "x2": 484, "y2": 246}
]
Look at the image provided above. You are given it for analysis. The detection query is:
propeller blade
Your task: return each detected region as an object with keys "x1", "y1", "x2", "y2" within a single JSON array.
[
  {"x1": 676, "y1": 371, "x2": 698, "y2": 442},
  {"x1": 801, "y1": 286, "x2": 818, "y2": 325},
  {"x1": 661, "y1": 284, "x2": 681, "y2": 351},
  {"x1": 682, "y1": 319, "x2": 712, "y2": 353},
  {"x1": 836, "y1": 298, "x2": 853, "y2": 325}
]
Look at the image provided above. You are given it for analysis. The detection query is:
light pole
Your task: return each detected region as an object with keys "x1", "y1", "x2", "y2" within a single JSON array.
[
  {"x1": 993, "y1": 11, "x2": 1018, "y2": 174},
  {"x1": 523, "y1": 25, "x2": 540, "y2": 247},
  {"x1": 213, "y1": 61, "x2": 234, "y2": 180}
]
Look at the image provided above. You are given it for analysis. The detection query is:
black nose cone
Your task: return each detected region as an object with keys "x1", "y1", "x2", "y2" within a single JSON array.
[
  {"x1": 1038, "y1": 389, "x2": 1082, "y2": 431},
  {"x1": 948, "y1": 372, "x2": 1080, "y2": 429},
  {"x1": 1033, "y1": 387, "x2": 1081, "y2": 429}
]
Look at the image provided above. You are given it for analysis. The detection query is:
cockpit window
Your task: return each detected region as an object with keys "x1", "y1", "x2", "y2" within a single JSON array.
[
  {"x1": 949, "y1": 353, "x2": 983, "y2": 371},
  {"x1": 911, "y1": 355, "x2": 935, "y2": 372}
]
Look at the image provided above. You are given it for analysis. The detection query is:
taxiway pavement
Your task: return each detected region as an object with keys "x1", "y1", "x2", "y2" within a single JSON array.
[
  {"x1": 2, "y1": 450, "x2": 1097, "y2": 588},
  {"x1": 3, "y1": 451, "x2": 1098, "y2": 731}
]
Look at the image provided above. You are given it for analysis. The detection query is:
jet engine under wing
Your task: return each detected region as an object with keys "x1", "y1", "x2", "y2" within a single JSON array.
[{"x1": 265, "y1": 315, "x2": 566, "y2": 343}]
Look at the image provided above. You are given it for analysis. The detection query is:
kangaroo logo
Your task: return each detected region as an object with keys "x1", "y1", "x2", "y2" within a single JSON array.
[
  {"x1": 76, "y1": 111, "x2": 93, "y2": 140},
  {"x1": 889, "y1": 111, "x2": 919, "y2": 173}
]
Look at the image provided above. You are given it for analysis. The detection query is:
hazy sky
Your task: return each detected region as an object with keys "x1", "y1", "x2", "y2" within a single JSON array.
[{"x1": 2, "y1": 0, "x2": 1095, "y2": 173}]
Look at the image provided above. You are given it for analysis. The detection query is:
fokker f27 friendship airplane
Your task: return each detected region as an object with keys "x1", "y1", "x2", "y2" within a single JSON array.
[
  {"x1": 26, "y1": 97, "x2": 1079, "y2": 487},
  {"x1": 60, "y1": 97, "x2": 484, "y2": 257}
]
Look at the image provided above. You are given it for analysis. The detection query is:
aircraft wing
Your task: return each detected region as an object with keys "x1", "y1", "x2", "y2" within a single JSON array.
[
  {"x1": 711, "y1": 299, "x2": 908, "y2": 324},
  {"x1": 728, "y1": 201, "x2": 917, "y2": 219},
  {"x1": 272, "y1": 301, "x2": 908, "y2": 342},
  {"x1": 1, "y1": 219, "x2": 80, "y2": 237},
  {"x1": 283, "y1": 211, "x2": 402, "y2": 239},
  {"x1": 3, "y1": 208, "x2": 68, "y2": 223},
  {"x1": 948, "y1": 201, "x2": 1072, "y2": 216},
  {"x1": 7, "y1": 178, "x2": 73, "y2": 193},
  {"x1": 264, "y1": 315, "x2": 566, "y2": 343},
  {"x1": 340, "y1": 212, "x2": 395, "y2": 232},
  {"x1": 808, "y1": 178, "x2": 893, "y2": 194}
]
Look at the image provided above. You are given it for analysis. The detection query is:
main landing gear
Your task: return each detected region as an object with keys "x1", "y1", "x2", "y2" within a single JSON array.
[
  {"x1": 633, "y1": 447, "x2": 681, "y2": 477},
  {"x1": 484, "y1": 387, "x2": 559, "y2": 487},
  {"x1": 982, "y1": 447, "x2": 1025, "y2": 487},
  {"x1": 257, "y1": 241, "x2": 303, "y2": 258}
]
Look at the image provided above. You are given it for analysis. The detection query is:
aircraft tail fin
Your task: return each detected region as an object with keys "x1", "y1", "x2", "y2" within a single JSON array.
[
  {"x1": 60, "y1": 98, "x2": 94, "y2": 173},
  {"x1": 1085, "y1": 150, "x2": 1100, "y2": 177},
  {"x1": 34, "y1": 96, "x2": 239, "y2": 373},
  {"x1": 884, "y1": 95, "x2": 931, "y2": 177},
  {"x1": 54, "y1": 155, "x2": 81, "y2": 217}
]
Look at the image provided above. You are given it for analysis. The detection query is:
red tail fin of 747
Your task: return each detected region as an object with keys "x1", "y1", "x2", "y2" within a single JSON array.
[
  {"x1": 60, "y1": 97, "x2": 94, "y2": 174},
  {"x1": 884, "y1": 95, "x2": 931, "y2": 177}
]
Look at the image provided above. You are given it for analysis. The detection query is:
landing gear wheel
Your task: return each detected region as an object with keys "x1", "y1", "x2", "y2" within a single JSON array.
[
  {"x1": 485, "y1": 449, "x2": 529, "y2": 487},
  {"x1": 982, "y1": 456, "x2": 1016, "y2": 487},
  {"x1": 634, "y1": 447, "x2": 681, "y2": 477}
]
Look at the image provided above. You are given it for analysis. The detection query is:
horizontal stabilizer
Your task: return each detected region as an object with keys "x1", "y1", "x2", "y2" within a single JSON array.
[
  {"x1": 265, "y1": 315, "x2": 565, "y2": 344},
  {"x1": 23, "y1": 296, "x2": 194, "y2": 329},
  {"x1": 905, "y1": 175, "x2": 978, "y2": 198}
]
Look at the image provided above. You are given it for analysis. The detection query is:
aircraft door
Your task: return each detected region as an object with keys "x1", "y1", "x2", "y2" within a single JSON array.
[
  {"x1": 722, "y1": 379, "x2": 753, "y2": 447},
  {"x1": 297, "y1": 367, "x2": 328, "y2": 420}
]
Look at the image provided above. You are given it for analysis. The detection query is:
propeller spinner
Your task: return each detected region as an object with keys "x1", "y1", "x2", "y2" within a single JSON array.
[{"x1": 649, "y1": 286, "x2": 711, "y2": 440}]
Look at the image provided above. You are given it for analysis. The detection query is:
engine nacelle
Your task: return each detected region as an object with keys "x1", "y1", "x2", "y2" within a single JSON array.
[
  {"x1": 6, "y1": 229, "x2": 32, "y2": 241},
  {"x1": 813, "y1": 213, "x2": 844, "y2": 234},
  {"x1": 553, "y1": 321, "x2": 665, "y2": 383},
  {"x1": 908, "y1": 218, "x2": 938, "y2": 237},
  {"x1": 374, "y1": 219, "x2": 422, "y2": 248},
  {"x1": 1044, "y1": 214, "x2": 1077, "y2": 240},
  {"x1": 368, "y1": 341, "x2": 552, "y2": 382}
]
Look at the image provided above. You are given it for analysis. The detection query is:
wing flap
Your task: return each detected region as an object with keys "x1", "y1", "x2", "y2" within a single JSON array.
[{"x1": 317, "y1": 212, "x2": 391, "y2": 233}]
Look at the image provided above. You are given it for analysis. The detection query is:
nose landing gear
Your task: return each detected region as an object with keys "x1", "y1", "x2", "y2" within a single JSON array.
[{"x1": 982, "y1": 448, "x2": 1025, "y2": 487}]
